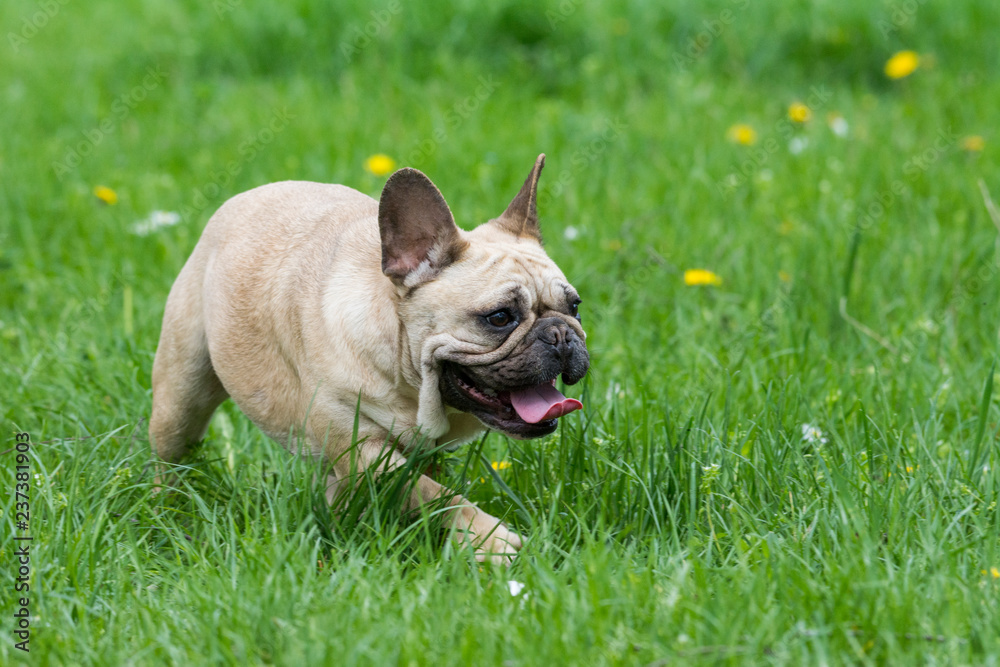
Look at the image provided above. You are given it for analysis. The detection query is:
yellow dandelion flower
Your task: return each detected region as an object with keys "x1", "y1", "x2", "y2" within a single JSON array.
[
  {"x1": 491, "y1": 460, "x2": 512, "y2": 471},
  {"x1": 683, "y1": 269, "x2": 722, "y2": 287},
  {"x1": 778, "y1": 270, "x2": 791, "y2": 283},
  {"x1": 788, "y1": 102, "x2": 812, "y2": 123},
  {"x1": 93, "y1": 185, "x2": 118, "y2": 205},
  {"x1": 885, "y1": 51, "x2": 920, "y2": 79},
  {"x1": 364, "y1": 154, "x2": 397, "y2": 177},
  {"x1": 961, "y1": 135, "x2": 985, "y2": 152},
  {"x1": 727, "y1": 124, "x2": 757, "y2": 146},
  {"x1": 993, "y1": 567, "x2": 1000, "y2": 580}
]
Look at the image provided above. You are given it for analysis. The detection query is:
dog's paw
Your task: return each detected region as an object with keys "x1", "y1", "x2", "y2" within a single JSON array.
[
  {"x1": 474, "y1": 522, "x2": 523, "y2": 567},
  {"x1": 455, "y1": 509, "x2": 523, "y2": 566}
]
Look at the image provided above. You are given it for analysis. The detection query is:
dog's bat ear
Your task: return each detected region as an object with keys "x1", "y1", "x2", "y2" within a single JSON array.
[
  {"x1": 493, "y1": 153, "x2": 545, "y2": 242},
  {"x1": 378, "y1": 168, "x2": 468, "y2": 287}
]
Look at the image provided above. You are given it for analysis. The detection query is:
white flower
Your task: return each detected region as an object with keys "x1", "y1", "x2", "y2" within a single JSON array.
[
  {"x1": 604, "y1": 382, "x2": 623, "y2": 402},
  {"x1": 829, "y1": 116, "x2": 849, "y2": 137},
  {"x1": 789, "y1": 137, "x2": 809, "y2": 155},
  {"x1": 130, "y1": 210, "x2": 181, "y2": 236},
  {"x1": 563, "y1": 226, "x2": 579, "y2": 241},
  {"x1": 700, "y1": 463, "x2": 721, "y2": 493},
  {"x1": 507, "y1": 580, "x2": 526, "y2": 597},
  {"x1": 801, "y1": 423, "x2": 828, "y2": 445}
]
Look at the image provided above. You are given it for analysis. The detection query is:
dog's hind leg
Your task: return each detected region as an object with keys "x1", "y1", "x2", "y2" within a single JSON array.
[{"x1": 149, "y1": 267, "x2": 229, "y2": 464}]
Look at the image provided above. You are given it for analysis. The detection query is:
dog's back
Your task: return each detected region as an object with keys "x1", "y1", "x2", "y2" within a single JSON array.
[{"x1": 150, "y1": 181, "x2": 398, "y2": 459}]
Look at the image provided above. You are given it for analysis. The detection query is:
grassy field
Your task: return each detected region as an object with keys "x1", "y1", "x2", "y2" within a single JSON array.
[{"x1": 3, "y1": 0, "x2": 1000, "y2": 664}]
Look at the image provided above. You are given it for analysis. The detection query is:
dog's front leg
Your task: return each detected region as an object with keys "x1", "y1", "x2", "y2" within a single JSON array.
[{"x1": 334, "y1": 440, "x2": 522, "y2": 565}]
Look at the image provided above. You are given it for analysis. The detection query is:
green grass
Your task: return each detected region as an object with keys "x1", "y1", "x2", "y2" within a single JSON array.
[{"x1": 3, "y1": 0, "x2": 1000, "y2": 664}]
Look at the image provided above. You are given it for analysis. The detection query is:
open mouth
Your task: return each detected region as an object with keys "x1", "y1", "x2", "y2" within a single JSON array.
[{"x1": 439, "y1": 363, "x2": 583, "y2": 438}]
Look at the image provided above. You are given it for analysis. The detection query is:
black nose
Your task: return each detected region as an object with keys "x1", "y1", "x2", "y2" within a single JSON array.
[
  {"x1": 540, "y1": 323, "x2": 571, "y2": 361},
  {"x1": 536, "y1": 317, "x2": 589, "y2": 384}
]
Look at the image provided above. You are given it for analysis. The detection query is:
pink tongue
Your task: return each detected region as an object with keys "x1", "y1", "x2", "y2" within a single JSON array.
[{"x1": 509, "y1": 383, "x2": 583, "y2": 424}]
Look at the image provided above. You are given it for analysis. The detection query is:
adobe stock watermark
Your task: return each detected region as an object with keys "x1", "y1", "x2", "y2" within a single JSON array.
[
  {"x1": 586, "y1": 248, "x2": 669, "y2": 333},
  {"x1": 403, "y1": 76, "x2": 500, "y2": 165},
  {"x1": 11, "y1": 432, "x2": 33, "y2": 653},
  {"x1": 179, "y1": 107, "x2": 295, "y2": 223},
  {"x1": 7, "y1": 0, "x2": 70, "y2": 53},
  {"x1": 673, "y1": 0, "x2": 750, "y2": 72},
  {"x1": 339, "y1": 1, "x2": 402, "y2": 62},
  {"x1": 844, "y1": 129, "x2": 961, "y2": 358},
  {"x1": 907, "y1": 183, "x2": 1000, "y2": 350},
  {"x1": 840, "y1": 180, "x2": 1000, "y2": 362},
  {"x1": 51, "y1": 66, "x2": 167, "y2": 180},
  {"x1": 52, "y1": 267, "x2": 127, "y2": 350},
  {"x1": 213, "y1": 0, "x2": 241, "y2": 19},
  {"x1": 852, "y1": 126, "x2": 957, "y2": 234},
  {"x1": 536, "y1": 116, "x2": 627, "y2": 211},
  {"x1": 877, "y1": 0, "x2": 930, "y2": 38},
  {"x1": 546, "y1": 0, "x2": 583, "y2": 30},
  {"x1": 717, "y1": 85, "x2": 833, "y2": 195},
  {"x1": 851, "y1": 182, "x2": 1000, "y2": 360},
  {"x1": 709, "y1": 285, "x2": 793, "y2": 384}
]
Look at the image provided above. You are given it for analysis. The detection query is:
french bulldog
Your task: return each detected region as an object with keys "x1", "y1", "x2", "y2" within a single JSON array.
[{"x1": 149, "y1": 154, "x2": 589, "y2": 563}]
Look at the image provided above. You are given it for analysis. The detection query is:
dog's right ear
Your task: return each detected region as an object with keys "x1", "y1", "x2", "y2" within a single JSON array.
[{"x1": 378, "y1": 168, "x2": 467, "y2": 288}]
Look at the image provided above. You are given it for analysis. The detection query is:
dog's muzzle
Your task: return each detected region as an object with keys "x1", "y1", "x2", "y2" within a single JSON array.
[{"x1": 438, "y1": 317, "x2": 589, "y2": 438}]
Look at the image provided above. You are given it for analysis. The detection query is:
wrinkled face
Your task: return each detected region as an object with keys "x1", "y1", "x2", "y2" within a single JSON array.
[
  {"x1": 400, "y1": 224, "x2": 590, "y2": 438},
  {"x1": 379, "y1": 154, "x2": 589, "y2": 440}
]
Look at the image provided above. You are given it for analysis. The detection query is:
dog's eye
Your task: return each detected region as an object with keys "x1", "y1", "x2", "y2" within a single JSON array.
[
  {"x1": 570, "y1": 300, "x2": 581, "y2": 321},
  {"x1": 485, "y1": 309, "x2": 515, "y2": 328}
]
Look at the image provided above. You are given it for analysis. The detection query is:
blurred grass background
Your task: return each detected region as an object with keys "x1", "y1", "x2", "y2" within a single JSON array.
[{"x1": 2, "y1": 0, "x2": 1000, "y2": 664}]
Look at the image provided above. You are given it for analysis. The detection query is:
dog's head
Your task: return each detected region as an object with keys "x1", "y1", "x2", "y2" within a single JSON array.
[{"x1": 378, "y1": 154, "x2": 589, "y2": 440}]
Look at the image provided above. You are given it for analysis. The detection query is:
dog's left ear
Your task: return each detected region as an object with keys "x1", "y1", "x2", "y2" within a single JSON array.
[
  {"x1": 493, "y1": 154, "x2": 545, "y2": 242},
  {"x1": 379, "y1": 168, "x2": 467, "y2": 287}
]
